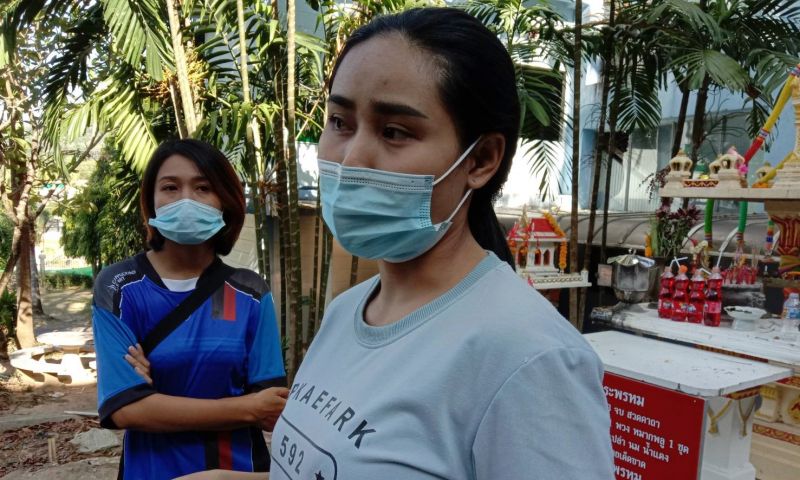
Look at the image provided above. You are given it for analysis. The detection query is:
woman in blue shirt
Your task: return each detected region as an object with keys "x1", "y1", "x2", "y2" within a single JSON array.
[{"x1": 93, "y1": 139, "x2": 288, "y2": 479}]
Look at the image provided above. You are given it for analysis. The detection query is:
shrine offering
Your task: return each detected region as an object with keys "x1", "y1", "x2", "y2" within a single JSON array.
[
  {"x1": 506, "y1": 207, "x2": 590, "y2": 290},
  {"x1": 687, "y1": 270, "x2": 706, "y2": 324},
  {"x1": 657, "y1": 268, "x2": 674, "y2": 319},
  {"x1": 704, "y1": 267, "x2": 723, "y2": 327},
  {"x1": 671, "y1": 266, "x2": 689, "y2": 322}
]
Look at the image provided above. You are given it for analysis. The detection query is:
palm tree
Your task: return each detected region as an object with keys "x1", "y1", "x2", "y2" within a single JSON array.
[
  {"x1": 466, "y1": 0, "x2": 572, "y2": 202},
  {"x1": 569, "y1": 0, "x2": 582, "y2": 328},
  {"x1": 657, "y1": 0, "x2": 800, "y2": 170},
  {"x1": 166, "y1": 0, "x2": 201, "y2": 136},
  {"x1": 0, "y1": 4, "x2": 104, "y2": 349}
]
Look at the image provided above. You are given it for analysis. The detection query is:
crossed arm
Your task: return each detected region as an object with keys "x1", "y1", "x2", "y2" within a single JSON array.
[{"x1": 114, "y1": 344, "x2": 288, "y2": 433}]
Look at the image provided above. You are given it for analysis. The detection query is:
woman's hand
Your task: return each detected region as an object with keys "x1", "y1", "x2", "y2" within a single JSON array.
[
  {"x1": 174, "y1": 470, "x2": 268, "y2": 479},
  {"x1": 245, "y1": 387, "x2": 290, "y2": 431},
  {"x1": 125, "y1": 343, "x2": 152, "y2": 385}
]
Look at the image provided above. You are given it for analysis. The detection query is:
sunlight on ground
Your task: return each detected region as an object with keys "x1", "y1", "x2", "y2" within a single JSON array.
[{"x1": 66, "y1": 302, "x2": 88, "y2": 313}]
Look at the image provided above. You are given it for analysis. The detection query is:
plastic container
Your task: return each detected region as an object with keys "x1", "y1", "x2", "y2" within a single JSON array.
[
  {"x1": 657, "y1": 268, "x2": 674, "y2": 319},
  {"x1": 671, "y1": 266, "x2": 689, "y2": 322},
  {"x1": 781, "y1": 293, "x2": 800, "y2": 341},
  {"x1": 687, "y1": 271, "x2": 706, "y2": 324},
  {"x1": 704, "y1": 267, "x2": 723, "y2": 327},
  {"x1": 726, "y1": 306, "x2": 766, "y2": 331}
]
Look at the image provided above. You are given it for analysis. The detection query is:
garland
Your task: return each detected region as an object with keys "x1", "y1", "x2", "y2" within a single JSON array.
[{"x1": 542, "y1": 212, "x2": 569, "y2": 271}]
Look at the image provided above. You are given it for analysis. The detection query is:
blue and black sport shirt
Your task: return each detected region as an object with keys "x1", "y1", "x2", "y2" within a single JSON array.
[{"x1": 92, "y1": 252, "x2": 285, "y2": 479}]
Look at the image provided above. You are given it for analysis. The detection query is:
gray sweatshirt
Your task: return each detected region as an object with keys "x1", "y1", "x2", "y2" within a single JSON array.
[{"x1": 270, "y1": 252, "x2": 614, "y2": 479}]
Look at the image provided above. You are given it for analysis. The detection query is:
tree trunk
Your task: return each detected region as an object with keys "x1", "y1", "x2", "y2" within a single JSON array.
[
  {"x1": 315, "y1": 225, "x2": 333, "y2": 333},
  {"x1": 689, "y1": 75, "x2": 711, "y2": 165},
  {"x1": 0, "y1": 149, "x2": 36, "y2": 300},
  {"x1": 0, "y1": 227, "x2": 22, "y2": 297},
  {"x1": 15, "y1": 221, "x2": 35, "y2": 348},
  {"x1": 568, "y1": 0, "x2": 583, "y2": 330},
  {"x1": 30, "y1": 234, "x2": 43, "y2": 315},
  {"x1": 0, "y1": 324, "x2": 11, "y2": 360},
  {"x1": 600, "y1": 54, "x2": 626, "y2": 263},
  {"x1": 579, "y1": 0, "x2": 615, "y2": 322},
  {"x1": 251, "y1": 182, "x2": 267, "y2": 278},
  {"x1": 274, "y1": 113, "x2": 293, "y2": 374},
  {"x1": 683, "y1": 74, "x2": 711, "y2": 209},
  {"x1": 671, "y1": 80, "x2": 690, "y2": 157},
  {"x1": 285, "y1": 0, "x2": 304, "y2": 370},
  {"x1": 168, "y1": 79, "x2": 188, "y2": 139},
  {"x1": 166, "y1": 0, "x2": 199, "y2": 136},
  {"x1": 237, "y1": 0, "x2": 270, "y2": 285},
  {"x1": 600, "y1": 152, "x2": 614, "y2": 262},
  {"x1": 307, "y1": 188, "x2": 322, "y2": 345}
]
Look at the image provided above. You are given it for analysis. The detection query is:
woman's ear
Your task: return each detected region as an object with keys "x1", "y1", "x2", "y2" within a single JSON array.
[{"x1": 467, "y1": 133, "x2": 505, "y2": 190}]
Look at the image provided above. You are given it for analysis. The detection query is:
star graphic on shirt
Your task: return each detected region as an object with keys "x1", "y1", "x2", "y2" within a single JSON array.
[{"x1": 315, "y1": 472, "x2": 325, "y2": 480}]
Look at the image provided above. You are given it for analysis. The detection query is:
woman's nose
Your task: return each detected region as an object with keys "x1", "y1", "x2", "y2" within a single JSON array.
[
  {"x1": 181, "y1": 186, "x2": 197, "y2": 200},
  {"x1": 341, "y1": 130, "x2": 377, "y2": 169}
]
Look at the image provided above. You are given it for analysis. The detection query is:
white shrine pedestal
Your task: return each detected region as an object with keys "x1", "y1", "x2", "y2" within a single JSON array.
[
  {"x1": 586, "y1": 331, "x2": 791, "y2": 480},
  {"x1": 606, "y1": 304, "x2": 800, "y2": 480}
]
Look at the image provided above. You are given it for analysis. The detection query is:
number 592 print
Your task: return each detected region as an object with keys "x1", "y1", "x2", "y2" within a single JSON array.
[{"x1": 272, "y1": 417, "x2": 338, "y2": 480}]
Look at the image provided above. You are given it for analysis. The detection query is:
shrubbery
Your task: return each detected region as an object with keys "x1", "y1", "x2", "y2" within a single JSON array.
[
  {"x1": 0, "y1": 289, "x2": 17, "y2": 342},
  {"x1": 43, "y1": 271, "x2": 93, "y2": 289}
]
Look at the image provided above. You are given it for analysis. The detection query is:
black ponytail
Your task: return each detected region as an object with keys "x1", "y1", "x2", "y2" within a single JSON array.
[
  {"x1": 331, "y1": 8, "x2": 520, "y2": 269},
  {"x1": 468, "y1": 192, "x2": 515, "y2": 269}
]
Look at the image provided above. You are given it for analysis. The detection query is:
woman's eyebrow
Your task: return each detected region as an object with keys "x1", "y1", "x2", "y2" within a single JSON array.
[
  {"x1": 372, "y1": 100, "x2": 428, "y2": 119},
  {"x1": 328, "y1": 94, "x2": 428, "y2": 119},
  {"x1": 157, "y1": 175, "x2": 207, "y2": 182},
  {"x1": 328, "y1": 94, "x2": 355, "y2": 109}
]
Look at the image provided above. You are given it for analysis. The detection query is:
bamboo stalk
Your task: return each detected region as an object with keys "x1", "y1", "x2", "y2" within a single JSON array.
[
  {"x1": 307, "y1": 187, "x2": 322, "y2": 344},
  {"x1": 316, "y1": 225, "x2": 333, "y2": 330}
]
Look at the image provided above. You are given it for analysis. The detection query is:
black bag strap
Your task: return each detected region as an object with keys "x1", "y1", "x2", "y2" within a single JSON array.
[{"x1": 141, "y1": 258, "x2": 236, "y2": 355}]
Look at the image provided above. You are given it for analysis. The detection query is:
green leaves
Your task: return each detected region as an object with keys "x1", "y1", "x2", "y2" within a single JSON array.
[
  {"x1": 671, "y1": 49, "x2": 748, "y2": 91},
  {"x1": 99, "y1": 0, "x2": 172, "y2": 79},
  {"x1": 59, "y1": 150, "x2": 146, "y2": 270},
  {"x1": 647, "y1": 0, "x2": 722, "y2": 45},
  {"x1": 522, "y1": 139, "x2": 568, "y2": 202},
  {"x1": 59, "y1": 70, "x2": 158, "y2": 172},
  {"x1": 516, "y1": 64, "x2": 563, "y2": 140}
]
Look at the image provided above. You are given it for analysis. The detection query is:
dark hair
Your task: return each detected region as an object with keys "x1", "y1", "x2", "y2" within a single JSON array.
[
  {"x1": 330, "y1": 8, "x2": 519, "y2": 268},
  {"x1": 140, "y1": 139, "x2": 246, "y2": 256}
]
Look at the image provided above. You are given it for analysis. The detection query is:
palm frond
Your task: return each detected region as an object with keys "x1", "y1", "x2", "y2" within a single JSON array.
[
  {"x1": 647, "y1": 0, "x2": 722, "y2": 44},
  {"x1": 42, "y1": 4, "x2": 106, "y2": 166},
  {"x1": 99, "y1": 0, "x2": 172, "y2": 78},
  {"x1": 670, "y1": 49, "x2": 749, "y2": 91},
  {"x1": 522, "y1": 139, "x2": 568, "y2": 202},
  {"x1": 61, "y1": 69, "x2": 158, "y2": 172}
]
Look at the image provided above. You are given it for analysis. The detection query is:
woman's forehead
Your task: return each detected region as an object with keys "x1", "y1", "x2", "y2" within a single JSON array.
[
  {"x1": 157, "y1": 155, "x2": 203, "y2": 178},
  {"x1": 331, "y1": 35, "x2": 444, "y2": 115}
]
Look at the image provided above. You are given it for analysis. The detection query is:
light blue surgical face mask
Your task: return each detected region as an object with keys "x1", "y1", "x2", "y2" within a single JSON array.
[
  {"x1": 318, "y1": 139, "x2": 479, "y2": 263},
  {"x1": 148, "y1": 198, "x2": 225, "y2": 245}
]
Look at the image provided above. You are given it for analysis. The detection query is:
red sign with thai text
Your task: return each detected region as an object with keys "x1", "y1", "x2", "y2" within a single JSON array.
[{"x1": 604, "y1": 372, "x2": 705, "y2": 480}]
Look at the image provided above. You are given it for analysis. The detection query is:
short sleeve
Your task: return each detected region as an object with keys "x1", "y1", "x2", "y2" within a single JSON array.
[
  {"x1": 246, "y1": 292, "x2": 287, "y2": 391},
  {"x1": 93, "y1": 305, "x2": 156, "y2": 429},
  {"x1": 472, "y1": 347, "x2": 614, "y2": 479}
]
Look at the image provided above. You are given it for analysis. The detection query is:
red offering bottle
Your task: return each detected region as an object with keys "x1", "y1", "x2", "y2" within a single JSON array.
[
  {"x1": 658, "y1": 268, "x2": 675, "y2": 319},
  {"x1": 672, "y1": 265, "x2": 689, "y2": 322},
  {"x1": 704, "y1": 267, "x2": 723, "y2": 327},
  {"x1": 687, "y1": 270, "x2": 706, "y2": 324}
]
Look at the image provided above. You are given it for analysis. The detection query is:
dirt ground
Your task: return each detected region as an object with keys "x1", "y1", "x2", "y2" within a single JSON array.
[{"x1": 0, "y1": 286, "x2": 119, "y2": 478}]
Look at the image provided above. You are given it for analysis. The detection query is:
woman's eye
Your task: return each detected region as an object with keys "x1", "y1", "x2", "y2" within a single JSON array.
[
  {"x1": 197, "y1": 185, "x2": 211, "y2": 192},
  {"x1": 161, "y1": 185, "x2": 177, "y2": 191},
  {"x1": 383, "y1": 126, "x2": 411, "y2": 141},
  {"x1": 328, "y1": 115, "x2": 346, "y2": 131}
]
